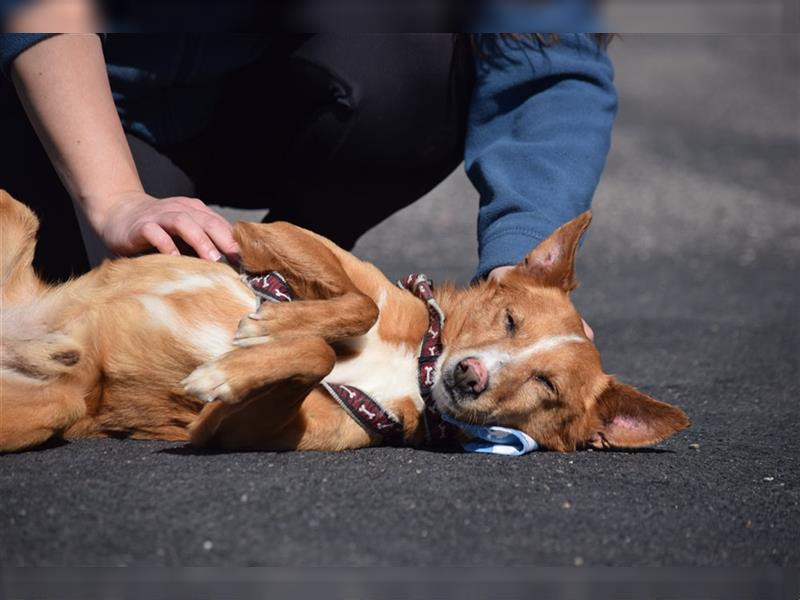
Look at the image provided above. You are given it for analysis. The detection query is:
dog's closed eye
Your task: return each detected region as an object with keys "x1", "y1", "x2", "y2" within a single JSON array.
[
  {"x1": 504, "y1": 309, "x2": 516, "y2": 337},
  {"x1": 531, "y1": 373, "x2": 556, "y2": 394}
]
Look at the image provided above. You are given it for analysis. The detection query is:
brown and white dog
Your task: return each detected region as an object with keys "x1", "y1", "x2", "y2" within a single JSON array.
[{"x1": 0, "y1": 190, "x2": 688, "y2": 453}]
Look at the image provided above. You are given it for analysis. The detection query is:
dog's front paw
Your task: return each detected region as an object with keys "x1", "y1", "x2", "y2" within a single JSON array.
[
  {"x1": 233, "y1": 302, "x2": 315, "y2": 345},
  {"x1": 182, "y1": 361, "x2": 234, "y2": 404},
  {"x1": 233, "y1": 311, "x2": 271, "y2": 346}
]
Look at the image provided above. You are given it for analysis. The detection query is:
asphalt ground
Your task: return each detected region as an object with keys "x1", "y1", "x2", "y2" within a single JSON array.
[{"x1": 1, "y1": 35, "x2": 798, "y2": 571}]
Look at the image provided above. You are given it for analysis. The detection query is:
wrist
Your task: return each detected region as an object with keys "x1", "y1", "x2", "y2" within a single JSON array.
[{"x1": 79, "y1": 187, "x2": 147, "y2": 236}]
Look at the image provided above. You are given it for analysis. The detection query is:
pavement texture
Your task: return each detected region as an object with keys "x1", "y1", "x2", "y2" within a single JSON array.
[{"x1": 1, "y1": 35, "x2": 798, "y2": 568}]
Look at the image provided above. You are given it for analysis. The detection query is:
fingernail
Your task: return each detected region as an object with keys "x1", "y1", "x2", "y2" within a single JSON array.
[
  {"x1": 170, "y1": 250, "x2": 180, "y2": 256},
  {"x1": 209, "y1": 250, "x2": 222, "y2": 261}
]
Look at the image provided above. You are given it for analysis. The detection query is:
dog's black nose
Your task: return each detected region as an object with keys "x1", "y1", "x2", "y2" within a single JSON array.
[{"x1": 454, "y1": 357, "x2": 489, "y2": 396}]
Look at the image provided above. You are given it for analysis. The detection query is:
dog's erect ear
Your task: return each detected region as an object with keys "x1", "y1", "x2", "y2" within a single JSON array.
[
  {"x1": 586, "y1": 380, "x2": 690, "y2": 449},
  {"x1": 517, "y1": 211, "x2": 592, "y2": 292}
]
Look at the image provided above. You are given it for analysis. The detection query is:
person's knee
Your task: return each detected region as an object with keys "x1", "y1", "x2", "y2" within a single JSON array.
[{"x1": 289, "y1": 34, "x2": 466, "y2": 168}]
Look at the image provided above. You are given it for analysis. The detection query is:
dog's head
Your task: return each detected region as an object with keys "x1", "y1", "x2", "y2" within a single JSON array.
[{"x1": 432, "y1": 211, "x2": 689, "y2": 451}]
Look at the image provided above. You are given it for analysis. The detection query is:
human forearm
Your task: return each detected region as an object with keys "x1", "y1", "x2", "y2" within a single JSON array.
[
  {"x1": 466, "y1": 34, "x2": 618, "y2": 280},
  {"x1": 10, "y1": 33, "x2": 144, "y2": 230},
  {"x1": 7, "y1": 31, "x2": 238, "y2": 261}
]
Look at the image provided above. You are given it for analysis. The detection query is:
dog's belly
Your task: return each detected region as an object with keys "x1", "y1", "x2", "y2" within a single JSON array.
[
  {"x1": 64, "y1": 264, "x2": 259, "y2": 439},
  {"x1": 124, "y1": 264, "x2": 258, "y2": 362},
  {"x1": 324, "y1": 316, "x2": 423, "y2": 416}
]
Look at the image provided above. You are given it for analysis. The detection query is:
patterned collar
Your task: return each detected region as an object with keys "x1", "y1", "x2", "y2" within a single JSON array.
[
  {"x1": 243, "y1": 271, "x2": 458, "y2": 447},
  {"x1": 396, "y1": 274, "x2": 459, "y2": 446}
]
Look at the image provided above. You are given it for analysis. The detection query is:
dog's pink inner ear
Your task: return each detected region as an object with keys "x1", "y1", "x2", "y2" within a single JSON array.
[
  {"x1": 517, "y1": 211, "x2": 592, "y2": 292},
  {"x1": 587, "y1": 380, "x2": 690, "y2": 449}
]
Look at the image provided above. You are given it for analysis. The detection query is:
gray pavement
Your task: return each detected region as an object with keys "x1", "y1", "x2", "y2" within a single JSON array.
[{"x1": 1, "y1": 35, "x2": 798, "y2": 568}]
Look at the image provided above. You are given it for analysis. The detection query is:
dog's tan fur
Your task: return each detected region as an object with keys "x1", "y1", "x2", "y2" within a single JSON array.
[{"x1": 0, "y1": 190, "x2": 689, "y2": 453}]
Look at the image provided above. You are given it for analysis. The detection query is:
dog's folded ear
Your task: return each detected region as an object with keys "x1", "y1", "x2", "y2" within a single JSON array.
[
  {"x1": 516, "y1": 210, "x2": 591, "y2": 292},
  {"x1": 585, "y1": 380, "x2": 690, "y2": 449}
]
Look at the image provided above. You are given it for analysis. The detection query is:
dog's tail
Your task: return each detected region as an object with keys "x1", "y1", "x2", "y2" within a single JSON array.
[{"x1": 0, "y1": 189, "x2": 46, "y2": 303}]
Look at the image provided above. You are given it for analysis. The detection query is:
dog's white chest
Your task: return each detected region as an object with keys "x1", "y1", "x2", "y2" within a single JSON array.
[{"x1": 324, "y1": 317, "x2": 422, "y2": 414}]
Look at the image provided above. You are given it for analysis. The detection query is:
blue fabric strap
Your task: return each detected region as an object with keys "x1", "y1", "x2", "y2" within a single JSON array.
[{"x1": 441, "y1": 414, "x2": 539, "y2": 456}]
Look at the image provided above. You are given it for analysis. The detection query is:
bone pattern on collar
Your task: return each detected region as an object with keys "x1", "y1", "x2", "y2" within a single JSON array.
[{"x1": 396, "y1": 274, "x2": 459, "y2": 446}]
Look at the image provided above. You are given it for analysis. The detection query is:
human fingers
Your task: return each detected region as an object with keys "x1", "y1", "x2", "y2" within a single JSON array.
[
  {"x1": 160, "y1": 212, "x2": 222, "y2": 261},
  {"x1": 167, "y1": 198, "x2": 239, "y2": 257},
  {"x1": 195, "y1": 212, "x2": 240, "y2": 258},
  {"x1": 139, "y1": 221, "x2": 180, "y2": 256}
]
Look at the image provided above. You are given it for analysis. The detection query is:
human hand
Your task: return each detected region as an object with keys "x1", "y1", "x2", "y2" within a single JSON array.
[
  {"x1": 92, "y1": 192, "x2": 240, "y2": 261},
  {"x1": 487, "y1": 266, "x2": 595, "y2": 341}
]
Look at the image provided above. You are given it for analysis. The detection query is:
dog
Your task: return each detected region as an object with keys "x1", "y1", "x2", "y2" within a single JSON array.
[{"x1": 0, "y1": 190, "x2": 688, "y2": 453}]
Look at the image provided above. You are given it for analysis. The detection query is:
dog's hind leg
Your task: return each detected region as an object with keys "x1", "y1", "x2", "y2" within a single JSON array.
[
  {"x1": 0, "y1": 376, "x2": 86, "y2": 452},
  {"x1": 0, "y1": 192, "x2": 88, "y2": 451},
  {"x1": 185, "y1": 335, "x2": 336, "y2": 449}
]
